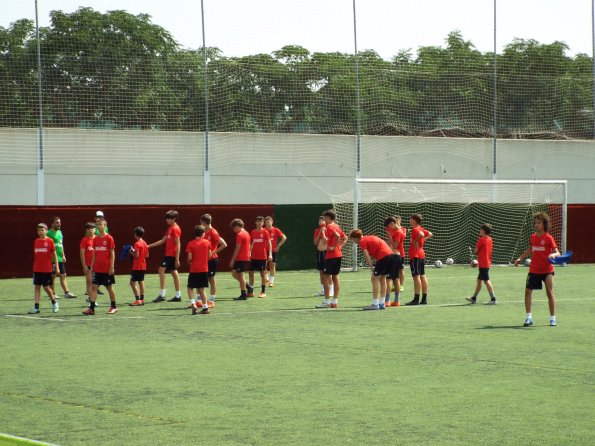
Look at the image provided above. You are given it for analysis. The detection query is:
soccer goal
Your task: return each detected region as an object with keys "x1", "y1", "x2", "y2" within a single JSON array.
[{"x1": 332, "y1": 178, "x2": 567, "y2": 271}]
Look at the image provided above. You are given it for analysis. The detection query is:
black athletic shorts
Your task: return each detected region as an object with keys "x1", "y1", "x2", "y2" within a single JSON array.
[
  {"x1": 250, "y1": 259, "x2": 267, "y2": 271},
  {"x1": 323, "y1": 257, "x2": 342, "y2": 276},
  {"x1": 233, "y1": 261, "x2": 248, "y2": 273},
  {"x1": 410, "y1": 258, "x2": 425, "y2": 276},
  {"x1": 130, "y1": 270, "x2": 145, "y2": 282},
  {"x1": 187, "y1": 272, "x2": 209, "y2": 289},
  {"x1": 160, "y1": 256, "x2": 177, "y2": 272},
  {"x1": 478, "y1": 268, "x2": 490, "y2": 281},
  {"x1": 93, "y1": 272, "x2": 115, "y2": 286},
  {"x1": 374, "y1": 254, "x2": 395, "y2": 277},
  {"x1": 270, "y1": 252, "x2": 278, "y2": 263},
  {"x1": 33, "y1": 272, "x2": 52, "y2": 286},
  {"x1": 390, "y1": 255, "x2": 403, "y2": 279},
  {"x1": 52, "y1": 262, "x2": 66, "y2": 275},
  {"x1": 316, "y1": 251, "x2": 326, "y2": 271},
  {"x1": 526, "y1": 272, "x2": 554, "y2": 290},
  {"x1": 208, "y1": 258, "x2": 218, "y2": 277}
]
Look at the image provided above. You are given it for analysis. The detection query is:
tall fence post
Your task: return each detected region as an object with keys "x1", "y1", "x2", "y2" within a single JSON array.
[{"x1": 35, "y1": 0, "x2": 45, "y2": 205}]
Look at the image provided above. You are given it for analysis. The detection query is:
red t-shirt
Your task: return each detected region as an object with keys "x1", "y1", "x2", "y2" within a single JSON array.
[
  {"x1": 476, "y1": 236, "x2": 493, "y2": 269},
  {"x1": 132, "y1": 239, "x2": 149, "y2": 271},
  {"x1": 359, "y1": 235, "x2": 393, "y2": 261},
  {"x1": 235, "y1": 229, "x2": 251, "y2": 262},
  {"x1": 387, "y1": 227, "x2": 405, "y2": 257},
  {"x1": 250, "y1": 228, "x2": 271, "y2": 260},
  {"x1": 400, "y1": 227, "x2": 407, "y2": 257},
  {"x1": 93, "y1": 234, "x2": 115, "y2": 273},
  {"x1": 265, "y1": 226, "x2": 285, "y2": 252},
  {"x1": 186, "y1": 238, "x2": 211, "y2": 273},
  {"x1": 33, "y1": 237, "x2": 55, "y2": 273},
  {"x1": 408, "y1": 226, "x2": 430, "y2": 260},
  {"x1": 80, "y1": 236, "x2": 94, "y2": 267},
  {"x1": 325, "y1": 222, "x2": 345, "y2": 259},
  {"x1": 204, "y1": 227, "x2": 221, "y2": 259},
  {"x1": 529, "y1": 233, "x2": 557, "y2": 274},
  {"x1": 165, "y1": 223, "x2": 181, "y2": 257}
]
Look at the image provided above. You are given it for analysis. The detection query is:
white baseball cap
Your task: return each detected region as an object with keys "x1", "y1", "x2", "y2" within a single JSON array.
[{"x1": 95, "y1": 210, "x2": 104, "y2": 218}]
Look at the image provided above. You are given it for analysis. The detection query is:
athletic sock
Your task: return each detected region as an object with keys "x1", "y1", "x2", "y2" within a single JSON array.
[
  {"x1": 323, "y1": 299, "x2": 330, "y2": 304},
  {"x1": 111, "y1": 300, "x2": 117, "y2": 309},
  {"x1": 241, "y1": 290, "x2": 247, "y2": 297},
  {"x1": 421, "y1": 293, "x2": 427, "y2": 303},
  {"x1": 413, "y1": 293, "x2": 420, "y2": 302},
  {"x1": 394, "y1": 291, "x2": 400, "y2": 302},
  {"x1": 209, "y1": 295, "x2": 215, "y2": 302},
  {"x1": 261, "y1": 285, "x2": 266, "y2": 293},
  {"x1": 190, "y1": 298, "x2": 196, "y2": 307},
  {"x1": 526, "y1": 312, "x2": 532, "y2": 319},
  {"x1": 90, "y1": 301, "x2": 96, "y2": 310},
  {"x1": 270, "y1": 276, "x2": 275, "y2": 284},
  {"x1": 175, "y1": 291, "x2": 181, "y2": 298},
  {"x1": 331, "y1": 298, "x2": 338, "y2": 304},
  {"x1": 489, "y1": 292, "x2": 496, "y2": 300},
  {"x1": 160, "y1": 289, "x2": 166, "y2": 297},
  {"x1": 372, "y1": 298, "x2": 379, "y2": 306},
  {"x1": 139, "y1": 294, "x2": 144, "y2": 301},
  {"x1": 35, "y1": 303, "x2": 40, "y2": 310}
]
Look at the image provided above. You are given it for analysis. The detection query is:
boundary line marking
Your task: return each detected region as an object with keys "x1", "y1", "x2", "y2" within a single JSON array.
[{"x1": 0, "y1": 432, "x2": 60, "y2": 446}]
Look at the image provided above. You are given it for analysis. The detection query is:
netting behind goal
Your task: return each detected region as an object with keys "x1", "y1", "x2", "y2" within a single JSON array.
[{"x1": 332, "y1": 180, "x2": 566, "y2": 270}]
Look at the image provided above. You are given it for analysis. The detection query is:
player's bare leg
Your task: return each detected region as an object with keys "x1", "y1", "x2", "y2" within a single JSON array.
[
  {"x1": 208, "y1": 276, "x2": 217, "y2": 296},
  {"x1": 258, "y1": 270, "x2": 267, "y2": 297},
  {"x1": 545, "y1": 274, "x2": 556, "y2": 317},
  {"x1": 523, "y1": 288, "x2": 534, "y2": 326},
  {"x1": 158, "y1": 266, "x2": 166, "y2": 292},
  {"x1": 399, "y1": 268, "x2": 406, "y2": 291},
  {"x1": 171, "y1": 270, "x2": 181, "y2": 294}
]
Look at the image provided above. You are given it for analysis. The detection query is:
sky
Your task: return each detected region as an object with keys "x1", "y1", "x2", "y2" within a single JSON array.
[{"x1": 2, "y1": 0, "x2": 593, "y2": 59}]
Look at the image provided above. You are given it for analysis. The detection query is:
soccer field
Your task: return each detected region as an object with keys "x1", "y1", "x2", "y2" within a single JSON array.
[{"x1": 1, "y1": 265, "x2": 594, "y2": 446}]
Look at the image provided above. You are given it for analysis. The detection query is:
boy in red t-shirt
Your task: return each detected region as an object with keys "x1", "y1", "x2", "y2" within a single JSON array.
[
  {"x1": 466, "y1": 224, "x2": 497, "y2": 305},
  {"x1": 201, "y1": 213, "x2": 227, "y2": 308},
  {"x1": 248, "y1": 216, "x2": 272, "y2": 298},
  {"x1": 515, "y1": 212, "x2": 560, "y2": 327},
  {"x1": 350, "y1": 229, "x2": 396, "y2": 310},
  {"x1": 264, "y1": 216, "x2": 287, "y2": 287},
  {"x1": 406, "y1": 214, "x2": 433, "y2": 306},
  {"x1": 186, "y1": 225, "x2": 212, "y2": 315},
  {"x1": 229, "y1": 219, "x2": 251, "y2": 301},
  {"x1": 83, "y1": 218, "x2": 118, "y2": 315},
  {"x1": 384, "y1": 215, "x2": 406, "y2": 307},
  {"x1": 79, "y1": 222, "x2": 95, "y2": 300},
  {"x1": 148, "y1": 210, "x2": 182, "y2": 303},
  {"x1": 30, "y1": 223, "x2": 59, "y2": 314},
  {"x1": 129, "y1": 226, "x2": 149, "y2": 306},
  {"x1": 316, "y1": 209, "x2": 347, "y2": 309}
]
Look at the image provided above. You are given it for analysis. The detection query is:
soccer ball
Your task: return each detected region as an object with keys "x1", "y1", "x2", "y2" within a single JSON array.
[
  {"x1": 524, "y1": 258, "x2": 531, "y2": 267},
  {"x1": 435, "y1": 260, "x2": 443, "y2": 268},
  {"x1": 470, "y1": 259, "x2": 478, "y2": 268},
  {"x1": 445, "y1": 258, "x2": 454, "y2": 266}
]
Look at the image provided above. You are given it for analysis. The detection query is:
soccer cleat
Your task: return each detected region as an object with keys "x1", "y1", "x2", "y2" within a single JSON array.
[
  {"x1": 64, "y1": 291, "x2": 77, "y2": 298},
  {"x1": 363, "y1": 304, "x2": 380, "y2": 311},
  {"x1": 199, "y1": 308, "x2": 209, "y2": 315},
  {"x1": 207, "y1": 300, "x2": 215, "y2": 308},
  {"x1": 168, "y1": 296, "x2": 182, "y2": 302},
  {"x1": 420, "y1": 300, "x2": 427, "y2": 305},
  {"x1": 268, "y1": 282, "x2": 274, "y2": 288},
  {"x1": 378, "y1": 303, "x2": 386, "y2": 310},
  {"x1": 465, "y1": 297, "x2": 477, "y2": 304},
  {"x1": 233, "y1": 295, "x2": 248, "y2": 301},
  {"x1": 405, "y1": 299, "x2": 419, "y2": 306},
  {"x1": 247, "y1": 292, "x2": 255, "y2": 298},
  {"x1": 258, "y1": 292, "x2": 266, "y2": 298},
  {"x1": 390, "y1": 301, "x2": 401, "y2": 307},
  {"x1": 550, "y1": 318, "x2": 557, "y2": 327},
  {"x1": 52, "y1": 302, "x2": 59, "y2": 313},
  {"x1": 28, "y1": 308, "x2": 40, "y2": 314},
  {"x1": 315, "y1": 302, "x2": 330, "y2": 308},
  {"x1": 330, "y1": 303, "x2": 338, "y2": 309},
  {"x1": 523, "y1": 317, "x2": 533, "y2": 327},
  {"x1": 484, "y1": 300, "x2": 497, "y2": 305},
  {"x1": 82, "y1": 308, "x2": 95, "y2": 315},
  {"x1": 152, "y1": 295, "x2": 166, "y2": 303},
  {"x1": 106, "y1": 307, "x2": 118, "y2": 314},
  {"x1": 129, "y1": 300, "x2": 144, "y2": 306}
]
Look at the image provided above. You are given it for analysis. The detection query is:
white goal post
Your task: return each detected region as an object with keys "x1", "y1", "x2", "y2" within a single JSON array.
[{"x1": 333, "y1": 178, "x2": 567, "y2": 271}]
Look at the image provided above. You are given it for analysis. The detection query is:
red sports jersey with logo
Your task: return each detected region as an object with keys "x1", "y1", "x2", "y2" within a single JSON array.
[
  {"x1": 186, "y1": 238, "x2": 211, "y2": 273},
  {"x1": 359, "y1": 235, "x2": 393, "y2": 261},
  {"x1": 80, "y1": 236, "x2": 94, "y2": 266},
  {"x1": 529, "y1": 233, "x2": 557, "y2": 274},
  {"x1": 387, "y1": 227, "x2": 405, "y2": 257},
  {"x1": 235, "y1": 229, "x2": 251, "y2": 261},
  {"x1": 324, "y1": 222, "x2": 345, "y2": 259},
  {"x1": 33, "y1": 238, "x2": 55, "y2": 273},
  {"x1": 165, "y1": 223, "x2": 181, "y2": 257},
  {"x1": 265, "y1": 226, "x2": 285, "y2": 252},
  {"x1": 132, "y1": 239, "x2": 149, "y2": 271},
  {"x1": 250, "y1": 229, "x2": 271, "y2": 260},
  {"x1": 476, "y1": 236, "x2": 493, "y2": 269},
  {"x1": 204, "y1": 227, "x2": 221, "y2": 259},
  {"x1": 93, "y1": 234, "x2": 115, "y2": 273},
  {"x1": 408, "y1": 226, "x2": 430, "y2": 260}
]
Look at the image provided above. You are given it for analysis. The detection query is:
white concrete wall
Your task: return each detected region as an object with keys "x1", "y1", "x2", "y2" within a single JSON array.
[{"x1": 0, "y1": 128, "x2": 593, "y2": 204}]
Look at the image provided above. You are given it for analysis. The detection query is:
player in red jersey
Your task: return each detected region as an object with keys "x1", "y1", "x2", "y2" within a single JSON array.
[
  {"x1": 200, "y1": 214, "x2": 227, "y2": 307},
  {"x1": 148, "y1": 210, "x2": 182, "y2": 303},
  {"x1": 466, "y1": 224, "x2": 497, "y2": 305},
  {"x1": 129, "y1": 226, "x2": 149, "y2": 306},
  {"x1": 79, "y1": 222, "x2": 96, "y2": 299},
  {"x1": 229, "y1": 219, "x2": 252, "y2": 300},
  {"x1": 515, "y1": 212, "x2": 560, "y2": 327},
  {"x1": 349, "y1": 229, "x2": 397, "y2": 310},
  {"x1": 83, "y1": 218, "x2": 118, "y2": 315},
  {"x1": 186, "y1": 225, "x2": 212, "y2": 315},
  {"x1": 248, "y1": 216, "x2": 272, "y2": 298},
  {"x1": 316, "y1": 209, "x2": 347, "y2": 309},
  {"x1": 264, "y1": 216, "x2": 287, "y2": 287},
  {"x1": 405, "y1": 214, "x2": 433, "y2": 306},
  {"x1": 29, "y1": 223, "x2": 59, "y2": 314},
  {"x1": 313, "y1": 216, "x2": 333, "y2": 297},
  {"x1": 384, "y1": 216, "x2": 406, "y2": 307}
]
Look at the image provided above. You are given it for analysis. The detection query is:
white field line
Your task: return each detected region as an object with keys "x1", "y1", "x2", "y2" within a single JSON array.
[
  {"x1": 0, "y1": 432, "x2": 60, "y2": 446},
  {"x1": 3, "y1": 315, "x2": 66, "y2": 322}
]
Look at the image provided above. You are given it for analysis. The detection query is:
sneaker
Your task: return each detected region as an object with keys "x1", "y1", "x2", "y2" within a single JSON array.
[
  {"x1": 523, "y1": 317, "x2": 533, "y2": 327},
  {"x1": 390, "y1": 301, "x2": 401, "y2": 307},
  {"x1": 129, "y1": 300, "x2": 144, "y2": 306},
  {"x1": 106, "y1": 307, "x2": 118, "y2": 314},
  {"x1": 233, "y1": 295, "x2": 248, "y2": 301},
  {"x1": 315, "y1": 302, "x2": 330, "y2": 308},
  {"x1": 208, "y1": 300, "x2": 215, "y2": 308},
  {"x1": 363, "y1": 304, "x2": 380, "y2": 311},
  {"x1": 268, "y1": 283, "x2": 274, "y2": 288},
  {"x1": 484, "y1": 300, "x2": 497, "y2": 305},
  {"x1": 247, "y1": 292, "x2": 255, "y2": 298},
  {"x1": 258, "y1": 292, "x2": 266, "y2": 298},
  {"x1": 405, "y1": 299, "x2": 419, "y2": 306},
  {"x1": 330, "y1": 303, "x2": 338, "y2": 309},
  {"x1": 52, "y1": 302, "x2": 59, "y2": 313},
  {"x1": 191, "y1": 306, "x2": 198, "y2": 315},
  {"x1": 199, "y1": 308, "x2": 209, "y2": 315},
  {"x1": 28, "y1": 308, "x2": 40, "y2": 314},
  {"x1": 82, "y1": 308, "x2": 95, "y2": 316},
  {"x1": 85, "y1": 298, "x2": 100, "y2": 307},
  {"x1": 54, "y1": 294, "x2": 61, "y2": 299},
  {"x1": 168, "y1": 296, "x2": 182, "y2": 302},
  {"x1": 550, "y1": 318, "x2": 557, "y2": 327},
  {"x1": 64, "y1": 291, "x2": 77, "y2": 298},
  {"x1": 420, "y1": 300, "x2": 427, "y2": 305},
  {"x1": 378, "y1": 303, "x2": 386, "y2": 310},
  {"x1": 465, "y1": 297, "x2": 477, "y2": 304},
  {"x1": 314, "y1": 290, "x2": 325, "y2": 296},
  {"x1": 152, "y1": 295, "x2": 166, "y2": 303}
]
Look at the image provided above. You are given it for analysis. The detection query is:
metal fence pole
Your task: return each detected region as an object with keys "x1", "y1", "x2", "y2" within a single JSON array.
[{"x1": 35, "y1": 0, "x2": 45, "y2": 205}]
